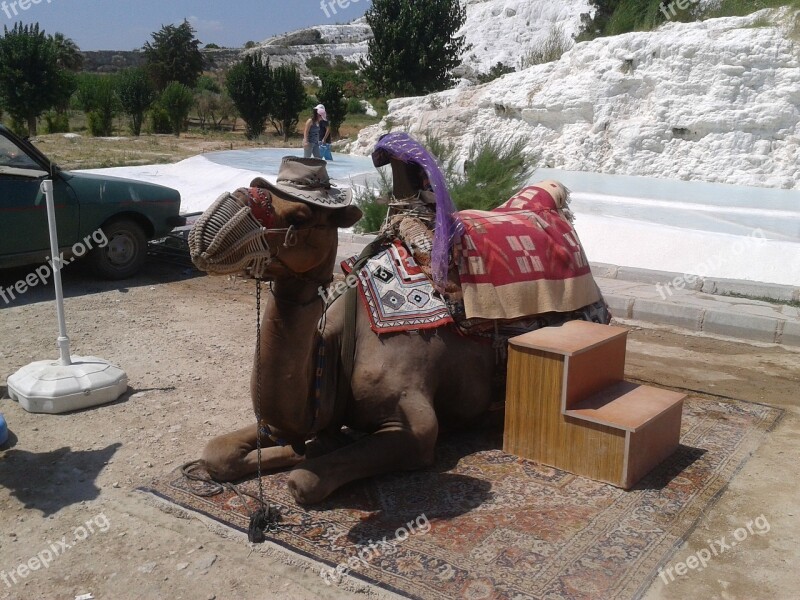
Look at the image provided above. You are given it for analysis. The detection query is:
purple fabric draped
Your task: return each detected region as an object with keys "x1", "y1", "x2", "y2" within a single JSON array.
[{"x1": 371, "y1": 132, "x2": 463, "y2": 288}]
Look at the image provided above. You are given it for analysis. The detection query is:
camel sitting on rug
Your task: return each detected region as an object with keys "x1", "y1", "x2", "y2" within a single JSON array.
[{"x1": 189, "y1": 134, "x2": 608, "y2": 505}]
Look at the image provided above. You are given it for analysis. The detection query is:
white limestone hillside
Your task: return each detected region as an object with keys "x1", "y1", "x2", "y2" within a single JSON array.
[
  {"x1": 246, "y1": 18, "x2": 372, "y2": 81},
  {"x1": 248, "y1": 1, "x2": 593, "y2": 81},
  {"x1": 457, "y1": 0, "x2": 590, "y2": 77},
  {"x1": 350, "y1": 10, "x2": 800, "y2": 190}
]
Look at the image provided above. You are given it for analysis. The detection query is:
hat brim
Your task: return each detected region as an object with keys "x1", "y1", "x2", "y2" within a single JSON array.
[{"x1": 258, "y1": 178, "x2": 353, "y2": 208}]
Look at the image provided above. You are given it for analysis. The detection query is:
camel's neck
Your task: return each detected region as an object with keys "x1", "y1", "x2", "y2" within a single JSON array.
[{"x1": 253, "y1": 274, "x2": 330, "y2": 440}]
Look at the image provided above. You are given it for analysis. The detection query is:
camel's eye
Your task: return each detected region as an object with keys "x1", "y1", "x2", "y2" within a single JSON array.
[{"x1": 286, "y1": 207, "x2": 313, "y2": 228}]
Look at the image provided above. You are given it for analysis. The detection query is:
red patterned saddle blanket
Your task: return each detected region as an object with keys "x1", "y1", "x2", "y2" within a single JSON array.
[{"x1": 455, "y1": 182, "x2": 601, "y2": 321}]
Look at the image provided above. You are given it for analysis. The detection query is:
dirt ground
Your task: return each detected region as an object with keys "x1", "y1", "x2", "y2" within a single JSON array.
[{"x1": 0, "y1": 258, "x2": 798, "y2": 600}]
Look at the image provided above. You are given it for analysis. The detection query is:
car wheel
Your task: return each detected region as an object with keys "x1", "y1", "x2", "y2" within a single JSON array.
[{"x1": 90, "y1": 219, "x2": 147, "y2": 280}]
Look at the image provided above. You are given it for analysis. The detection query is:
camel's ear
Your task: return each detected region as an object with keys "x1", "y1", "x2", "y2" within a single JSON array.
[{"x1": 329, "y1": 205, "x2": 363, "y2": 229}]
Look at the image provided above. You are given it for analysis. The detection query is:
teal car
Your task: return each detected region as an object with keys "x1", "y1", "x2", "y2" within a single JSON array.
[{"x1": 0, "y1": 125, "x2": 184, "y2": 279}]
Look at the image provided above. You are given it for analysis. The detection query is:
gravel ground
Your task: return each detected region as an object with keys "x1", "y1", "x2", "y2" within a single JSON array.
[{"x1": 0, "y1": 259, "x2": 798, "y2": 600}]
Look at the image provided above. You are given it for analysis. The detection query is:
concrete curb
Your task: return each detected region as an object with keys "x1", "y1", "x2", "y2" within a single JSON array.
[
  {"x1": 600, "y1": 287, "x2": 799, "y2": 347},
  {"x1": 591, "y1": 262, "x2": 800, "y2": 304}
]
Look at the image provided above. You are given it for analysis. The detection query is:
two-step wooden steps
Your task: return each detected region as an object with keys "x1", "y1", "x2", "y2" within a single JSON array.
[{"x1": 504, "y1": 320, "x2": 685, "y2": 489}]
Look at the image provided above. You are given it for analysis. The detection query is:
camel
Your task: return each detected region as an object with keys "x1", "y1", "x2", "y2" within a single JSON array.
[{"x1": 189, "y1": 147, "x2": 606, "y2": 505}]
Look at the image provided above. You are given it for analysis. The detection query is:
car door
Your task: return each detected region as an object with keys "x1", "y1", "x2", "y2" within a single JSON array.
[{"x1": 0, "y1": 131, "x2": 79, "y2": 258}]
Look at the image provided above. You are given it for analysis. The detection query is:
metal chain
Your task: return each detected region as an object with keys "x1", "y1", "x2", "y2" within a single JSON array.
[{"x1": 255, "y1": 279, "x2": 264, "y2": 507}]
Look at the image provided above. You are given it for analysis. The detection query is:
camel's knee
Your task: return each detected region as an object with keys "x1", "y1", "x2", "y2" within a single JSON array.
[{"x1": 202, "y1": 437, "x2": 245, "y2": 482}]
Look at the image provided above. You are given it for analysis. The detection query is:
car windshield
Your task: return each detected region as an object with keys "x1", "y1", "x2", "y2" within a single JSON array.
[{"x1": 0, "y1": 134, "x2": 42, "y2": 170}]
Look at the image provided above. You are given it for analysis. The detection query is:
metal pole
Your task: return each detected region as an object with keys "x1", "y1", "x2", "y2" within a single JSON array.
[{"x1": 41, "y1": 179, "x2": 72, "y2": 366}]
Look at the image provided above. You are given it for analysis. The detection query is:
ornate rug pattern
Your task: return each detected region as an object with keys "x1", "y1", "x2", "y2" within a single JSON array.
[
  {"x1": 141, "y1": 397, "x2": 782, "y2": 600},
  {"x1": 342, "y1": 239, "x2": 453, "y2": 334}
]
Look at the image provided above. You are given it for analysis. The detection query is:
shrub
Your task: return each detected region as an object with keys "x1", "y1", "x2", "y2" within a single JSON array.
[
  {"x1": 148, "y1": 106, "x2": 172, "y2": 134},
  {"x1": 353, "y1": 134, "x2": 534, "y2": 233},
  {"x1": 353, "y1": 167, "x2": 394, "y2": 234},
  {"x1": 226, "y1": 52, "x2": 273, "y2": 140},
  {"x1": 318, "y1": 78, "x2": 348, "y2": 138},
  {"x1": 346, "y1": 97, "x2": 366, "y2": 114},
  {"x1": 44, "y1": 111, "x2": 70, "y2": 133},
  {"x1": 118, "y1": 67, "x2": 155, "y2": 136},
  {"x1": 77, "y1": 74, "x2": 120, "y2": 137},
  {"x1": 158, "y1": 81, "x2": 195, "y2": 137},
  {"x1": 476, "y1": 62, "x2": 516, "y2": 84},
  {"x1": 521, "y1": 24, "x2": 571, "y2": 68}
]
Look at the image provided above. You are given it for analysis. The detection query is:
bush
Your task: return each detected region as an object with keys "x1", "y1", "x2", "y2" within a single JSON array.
[
  {"x1": 118, "y1": 67, "x2": 155, "y2": 136},
  {"x1": 148, "y1": 106, "x2": 172, "y2": 134},
  {"x1": 353, "y1": 167, "x2": 394, "y2": 234},
  {"x1": 521, "y1": 25, "x2": 571, "y2": 68},
  {"x1": 425, "y1": 133, "x2": 534, "y2": 211},
  {"x1": 226, "y1": 52, "x2": 273, "y2": 140},
  {"x1": 76, "y1": 74, "x2": 119, "y2": 137},
  {"x1": 158, "y1": 82, "x2": 195, "y2": 136},
  {"x1": 87, "y1": 111, "x2": 114, "y2": 137},
  {"x1": 44, "y1": 111, "x2": 70, "y2": 133},
  {"x1": 353, "y1": 134, "x2": 535, "y2": 233},
  {"x1": 476, "y1": 62, "x2": 516, "y2": 84},
  {"x1": 346, "y1": 97, "x2": 366, "y2": 114}
]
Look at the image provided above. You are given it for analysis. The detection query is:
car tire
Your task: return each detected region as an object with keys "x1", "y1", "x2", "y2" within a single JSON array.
[{"x1": 90, "y1": 219, "x2": 147, "y2": 280}]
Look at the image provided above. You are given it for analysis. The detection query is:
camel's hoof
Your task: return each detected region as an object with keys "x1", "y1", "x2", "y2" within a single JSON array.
[{"x1": 287, "y1": 468, "x2": 328, "y2": 505}]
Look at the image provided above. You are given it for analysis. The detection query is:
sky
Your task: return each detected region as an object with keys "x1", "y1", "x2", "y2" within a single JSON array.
[{"x1": 0, "y1": 0, "x2": 371, "y2": 51}]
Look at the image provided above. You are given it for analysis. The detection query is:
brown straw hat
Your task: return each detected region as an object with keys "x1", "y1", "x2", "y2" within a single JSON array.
[{"x1": 260, "y1": 156, "x2": 352, "y2": 208}]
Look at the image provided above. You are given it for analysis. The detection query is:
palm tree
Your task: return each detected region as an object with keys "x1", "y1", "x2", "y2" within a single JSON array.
[{"x1": 51, "y1": 33, "x2": 84, "y2": 72}]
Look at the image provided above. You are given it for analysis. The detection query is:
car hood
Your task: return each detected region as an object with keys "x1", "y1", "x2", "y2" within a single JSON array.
[{"x1": 61, "y1": 170, "x2": 181, "y2": 205}]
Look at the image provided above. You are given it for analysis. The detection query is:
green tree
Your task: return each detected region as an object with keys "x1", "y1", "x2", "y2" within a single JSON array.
[
  {"x1": 143, "y1": 20, "x2": 205, "y2": 90},
  {"x1": 51, "y1": 32, "x2": 84, "y2": 72},
  {"x1": 226, "y1": 52, "x2": 273, "y2": 140},
  {"x1": 77, "y1": 74, "x2": 120, "y2": 137},
  {"x1": 317, "y1": 78, "x2": 347, "y2": 139},
  {"x1": 0, "y1": 23, "x2": 74, "y2": 136},
  {"x1": 270, "y1": 65, "x2": 306, "y2": 142},
  {"x1": 118, "y1": 67, "x2": 155, "y2": 136},
  {"x1": 362, "y1": 0, "x2": 469, "y2": 97},
  {"x1": 158, "y1": 82, "x2": 195, "y2": 137}
]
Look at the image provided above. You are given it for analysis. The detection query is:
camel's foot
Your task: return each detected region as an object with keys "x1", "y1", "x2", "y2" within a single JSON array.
[
  {"x1": 287, "y1": 467, "x2": 331, "y2": 505},
  {"x1": 202, "y1": 426, "x2": 305, "y2": 482}
]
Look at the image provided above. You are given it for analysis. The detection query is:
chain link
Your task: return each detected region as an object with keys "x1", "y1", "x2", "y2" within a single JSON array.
[{"x1": 255, "y1": 279, "x2": 264, "y2": 506}]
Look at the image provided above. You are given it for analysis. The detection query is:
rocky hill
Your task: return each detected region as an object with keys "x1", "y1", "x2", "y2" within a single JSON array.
[{"x1": 351, "y1": 8, "x2": 800, "y2": 190}]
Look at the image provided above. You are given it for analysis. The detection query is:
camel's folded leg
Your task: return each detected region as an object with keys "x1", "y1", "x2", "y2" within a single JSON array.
[
  {"x1": 202, "y1": 424, "x2": 304, "y2": 482},
  {"x1": 288, "y1": 400, "x2": 438, "y2": 504}
]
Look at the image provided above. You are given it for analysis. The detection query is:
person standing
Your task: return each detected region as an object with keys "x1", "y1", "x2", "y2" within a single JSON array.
[
  {"x1": 303, "y1": 106, "x2": 325, "y2": 159},
  {"x1": 316, "y1": 103, "x2": 330, "y2": 146}
]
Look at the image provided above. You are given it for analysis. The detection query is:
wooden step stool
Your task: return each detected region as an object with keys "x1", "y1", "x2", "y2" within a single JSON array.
[{"x1": 504, "y1": 320, "x2": 685, "y2": 489}]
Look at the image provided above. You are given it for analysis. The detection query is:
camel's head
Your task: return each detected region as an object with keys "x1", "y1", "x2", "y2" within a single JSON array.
[{"x1": 189, "y1": 158, "x2": 362, "y2": 281}]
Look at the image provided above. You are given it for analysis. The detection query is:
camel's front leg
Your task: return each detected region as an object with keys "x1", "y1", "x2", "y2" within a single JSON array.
[
  {"x1": 287, "y1": 400, "x2": 438, "y2": 504},
  {"x1": 202, "y1": 424, "x2": 304, "y2": 482}
]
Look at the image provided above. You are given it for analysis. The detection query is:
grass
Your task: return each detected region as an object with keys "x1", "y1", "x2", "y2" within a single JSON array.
[
  {"x1": 521, "y1": 24, "x2": 571, "y2": 68},
  {"x1": 16, "y1": 109, "x2": 382, "y2": 170},
  {"x1": 579, "y1": 0, "x2": 800, "y2": 40},
  {"x1": 722, "y1": 292, "x2": 800, "y2": 308},
  {"x1": 706, "y1": 0, "x2": 800, "y2": 19}
]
